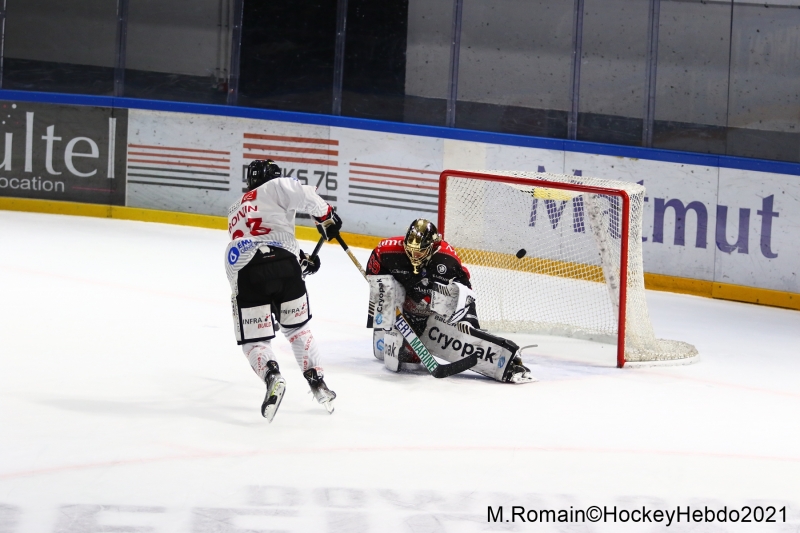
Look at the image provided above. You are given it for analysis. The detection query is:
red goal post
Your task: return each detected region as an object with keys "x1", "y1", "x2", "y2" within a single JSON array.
[{"x1": 437, "y1": 169, "x2": 698, "y2": 368}]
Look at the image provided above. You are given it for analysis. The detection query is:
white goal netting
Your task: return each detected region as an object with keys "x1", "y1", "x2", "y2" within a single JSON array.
[{"x1": 441, "y1": 170, "x2": 698, "y2": 366}]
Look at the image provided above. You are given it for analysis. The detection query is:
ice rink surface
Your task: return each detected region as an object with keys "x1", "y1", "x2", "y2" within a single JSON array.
[{"x1": 1, "y1": 211, "x2": 799, "y2": 533}]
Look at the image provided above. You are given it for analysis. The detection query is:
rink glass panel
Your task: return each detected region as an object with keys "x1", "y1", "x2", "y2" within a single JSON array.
[
  {"x1": 576, "y1": 0, "x2": 650, "y2": 147},
  {"x1": 2, "y1": 0, "x2": 117, "y2": 95},
  {"x1": 726, "y1": 2, "x2": 800, "y2": 163},
  {"x1": 237, "y1": 0, "x2": 337, "y2": 114},
  {"x1": 652, "y1": 0, "x2": 732, "y2": 155},
  {"x1": 340, "y1": 0, "x2": 451, "y2": 126},
  {"x1": 390, "y1": 0, "x2": 453, "y2": 126},
  {"x1": 454, "y1": 0, "x2": 574, "y2": 138},
  {"x1": 122, "y1": 0, "x2": 231, "y2": 105}
]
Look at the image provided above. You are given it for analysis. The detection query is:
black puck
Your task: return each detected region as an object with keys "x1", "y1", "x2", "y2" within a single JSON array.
[{"x1": 516, "y1": 249, "x2": 527, "y2": 259}]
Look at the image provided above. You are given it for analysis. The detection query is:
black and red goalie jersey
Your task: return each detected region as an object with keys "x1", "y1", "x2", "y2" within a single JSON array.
[{"x1": 366, "y1": 234, "x2": 479, "y2": 331}]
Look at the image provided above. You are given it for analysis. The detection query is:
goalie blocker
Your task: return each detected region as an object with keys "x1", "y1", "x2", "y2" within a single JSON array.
[{"x1": 367, "y1": 274, "x2": 532, "y2": 383}]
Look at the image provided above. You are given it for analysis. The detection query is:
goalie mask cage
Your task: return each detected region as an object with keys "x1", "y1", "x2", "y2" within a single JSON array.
[{"x1": 438, "y1": 170, "x2": 698, "y2": 368}]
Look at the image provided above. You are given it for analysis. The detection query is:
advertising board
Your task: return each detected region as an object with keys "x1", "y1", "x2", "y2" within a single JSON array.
[
  {"x1": 1, "y1": 99, "x2": 796, "y2": 306},
  {"x1": 0, "y1": 101, "x2": 127, "y2": 205}
]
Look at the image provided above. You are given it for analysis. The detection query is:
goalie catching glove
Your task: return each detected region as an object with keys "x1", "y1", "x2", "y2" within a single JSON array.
[
  {"x1": 314, "y1": 206, "x2": 342, "y2": 241},
  {"x1": 299, "y1": 250, "x2": 321, "y2": 276}
]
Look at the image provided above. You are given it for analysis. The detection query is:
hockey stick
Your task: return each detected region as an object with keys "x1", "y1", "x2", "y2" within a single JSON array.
[
  {"x1": 394, "y1": 308, "x2": 479, "y2": 378},
  {"x1": 301, "y1": 235, "x2": 327, "y2": 279},
  {"x1": 311, "y1": 234, "x2": 326, "y2": 256},
  {"x1": 334, "y1": 235, "x2": 368, "y2": 280},
  {"x1": 334, "y1": 234, "x2": 478, "y2": 378}
]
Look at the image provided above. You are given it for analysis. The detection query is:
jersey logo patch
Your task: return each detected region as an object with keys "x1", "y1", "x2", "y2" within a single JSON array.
[
  {"x1": 228, "y1": 247, "x2": 240, "y2": 265},
  {"x1": 437, "y1": 264, "x2": 447, "y2": 274},
  {"x1": 242, "y1": 189, "x2": 257, "y2": 202},
  {"x1": 368, "y1": 255, "x2": 381, "y2": 274}
]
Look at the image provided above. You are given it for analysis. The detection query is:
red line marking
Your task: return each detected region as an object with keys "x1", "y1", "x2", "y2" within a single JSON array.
[
  {"x1": 243, "y1": 143, "x2": 338, "y2": 157},
  {"x1": 350, "y1": 177, "x2": 437, "y2": 190},
  {"x1": 2, "y1": 444, "x2": 799, "y2": 479},
  {"x1": 350, "y1": 170, "x2": 438, "y2": 183},
  {"x1": 243, "y1": 153, "x2": 337, "y2": 167},
  {"x1": 128, "y1": 144, "x2": 230, "y2": 155},
  {"x1": 128, "y1": 158, "x2": 229, "y2": 170},
  {"x1": 350, "y1": 162, "x2": 439, "y2": 175},
  {"x1": 243, "y1": 133, "x2": 338, "y2": 146},
  {"x1": 128, "y1": 151, "x2": 230, "y2": 163}
]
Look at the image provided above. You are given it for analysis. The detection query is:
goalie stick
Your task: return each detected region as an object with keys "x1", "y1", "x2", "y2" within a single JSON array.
[
  {"x1": 394, "y1": 308, "x2": 479, "y2": 378},
  {"x1": 335, "y1": 235, "x2": 478, "y2": 378}
]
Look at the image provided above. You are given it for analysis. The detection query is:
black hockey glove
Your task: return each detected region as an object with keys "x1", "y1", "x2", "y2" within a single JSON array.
[
  {"x1": 299, "y1": 250, "x2": 321, "y2": 276},
  {"x1": 313, "y1": 206, "x2": 342, "y2": 241}
]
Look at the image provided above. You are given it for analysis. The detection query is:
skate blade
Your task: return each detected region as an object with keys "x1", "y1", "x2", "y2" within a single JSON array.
[
  {"x1": 322, "y1": 399, "x2": 334, "y2": 414},
  {"x1": 262, "y1": 381, "x2": 286, "y2": 423},
  {"x1": 509, "y1": 373, "x2": 537, "y2": 384}
]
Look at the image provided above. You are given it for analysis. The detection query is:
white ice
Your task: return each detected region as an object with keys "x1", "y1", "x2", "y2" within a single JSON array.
[{"x1": 1, "y1": 211, "x2": 799, "y2": 533}]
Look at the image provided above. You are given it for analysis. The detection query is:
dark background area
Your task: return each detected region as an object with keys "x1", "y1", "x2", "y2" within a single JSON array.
[{"x1": 1, "y1": 0, "x2": 798, "y2": 164}]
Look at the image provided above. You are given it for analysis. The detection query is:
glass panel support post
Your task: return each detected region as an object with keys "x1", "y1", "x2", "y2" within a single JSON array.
[
  {"x1": 445, "y1": 0, "x2": 463, "y2": 128},
  {"x1": 0, "y1": 0, "x2": 6, "y2": 88},
  {"x1": 332, "y1": 0, "x2": 348, "y2": 115},
  {"x1": 642, "y1": 0, "x2": 661, "y2": 147},
  {"x1": 114, "y1": 0, "x2": 129, "y2": 97},
  {"x1": 227, "y1": 0, "x2": 245, "y2": 106},
  {"x1": 568, "y1": 0, "x2": 585, "y2": 140}
]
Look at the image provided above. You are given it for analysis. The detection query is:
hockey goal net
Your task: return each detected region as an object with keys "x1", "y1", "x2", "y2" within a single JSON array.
[{"x1": 438, "y1": 169, "x2": 698, "y2": 367}]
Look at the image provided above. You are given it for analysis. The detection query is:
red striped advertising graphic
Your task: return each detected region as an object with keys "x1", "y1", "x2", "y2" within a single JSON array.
[
  {"x1": 126, "y1": 144, "x2": 232, "y2": 191},
  {"x1": 347, "y1": 162, "x2": 439, "y2": 214},
  {"x1": 242, "y1": 133, "x2": 338, "y2": 213},
  {"x1": 243, "y1": 133, "x2": 338, "y2": 167}
]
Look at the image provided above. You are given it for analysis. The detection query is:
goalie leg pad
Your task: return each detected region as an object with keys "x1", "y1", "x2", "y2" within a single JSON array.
[
  {"x1": 382, "y1": 330, "x2": 402, "y2": 372},
  {"x1": 420, "y1": 315, "x2": 517, "y2": 382},
  {"x1": 372, "y1": 329, "x2": 385, "y2": 360},
  {"x1": 367, "y1": 275, "x2": 406, "y2": 330}
]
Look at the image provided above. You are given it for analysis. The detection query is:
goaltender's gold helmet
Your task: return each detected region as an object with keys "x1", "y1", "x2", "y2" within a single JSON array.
[{"x1": 404, "y1": 219, "x2": 442, "y2": 274}]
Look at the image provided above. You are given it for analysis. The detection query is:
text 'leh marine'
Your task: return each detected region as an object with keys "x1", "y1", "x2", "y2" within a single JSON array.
[{"x1": 366, "y1": 219, "x2": 535, "y2": 384}]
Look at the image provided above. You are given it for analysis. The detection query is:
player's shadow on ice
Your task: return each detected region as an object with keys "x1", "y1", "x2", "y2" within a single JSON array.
[
  {"x1": 37, "y1": 397, "x2": 256, "y2": 425},
  {"x1": 358, "y1": 353, "x2": 616, "y2": 385},
  {"x1": 34, "y1": 378, "x2": 260, "y2": 426}
]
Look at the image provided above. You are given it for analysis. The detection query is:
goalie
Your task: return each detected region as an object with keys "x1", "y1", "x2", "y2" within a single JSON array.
[{"x1": 365, "y1": 219, "x2": 534, "y2": 383}]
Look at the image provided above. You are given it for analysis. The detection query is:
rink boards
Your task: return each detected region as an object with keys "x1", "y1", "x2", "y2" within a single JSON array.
[{"x1": 0, "y1": 95, "x2": 798, "y2": 310}]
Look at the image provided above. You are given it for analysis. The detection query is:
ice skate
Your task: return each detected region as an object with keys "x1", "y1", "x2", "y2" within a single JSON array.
[
  {"x1": 506, "y1": 356, "x2": 537, "y2": 384},
  {"x1": 261, "y1": 360, "x2": 286, "y2": 422},
  {"x1": 303, "y1": 368, "x2": 336, "y2": 414}
]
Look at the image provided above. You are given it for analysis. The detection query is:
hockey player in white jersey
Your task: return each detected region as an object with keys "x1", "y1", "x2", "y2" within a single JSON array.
[{"x1": 224, "y1": 159, "x2": 342, "y2": 422}]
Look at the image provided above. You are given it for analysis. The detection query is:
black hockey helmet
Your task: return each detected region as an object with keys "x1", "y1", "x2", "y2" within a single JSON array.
[
  {"x1": 246, "y1": 159, "x2": 282, "y2": 190},
  {"x1": 404, "y1": 218, "x2": 442, "y2": 274}
]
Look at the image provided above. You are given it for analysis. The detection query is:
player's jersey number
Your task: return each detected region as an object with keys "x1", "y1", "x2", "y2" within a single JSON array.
[
  {"x1": 245, "y1": 216, "x2": 271, "y2": 236},
  {"x1": 231, "y1": 216, "x2": 271, "y2": 240}
]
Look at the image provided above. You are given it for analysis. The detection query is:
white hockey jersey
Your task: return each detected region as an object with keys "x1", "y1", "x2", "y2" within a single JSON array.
[{"x1": 224, "y1": 177, "x2": 330, "y2": 291}]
